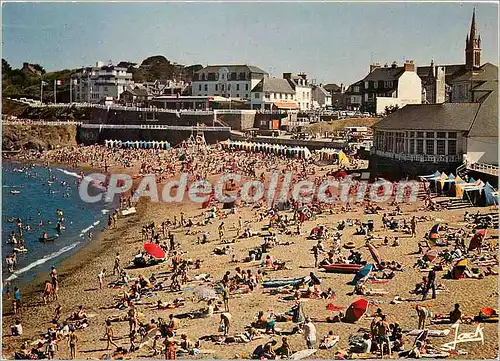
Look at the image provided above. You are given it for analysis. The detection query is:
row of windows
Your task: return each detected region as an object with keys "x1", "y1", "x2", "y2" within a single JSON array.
[
  {"x1": 409, "y1": 131, "x2": 457, "y2": 139},
  {"x1": 376, "y1": 135, "x2": 457, "y2": 155},
  {"x1": 195, "y1": 72, "x2": 251, "y2": 81},
  {"x1": 198, "y1": 83, "x2": 250, "y2": 92},
  {"x1": 364, "y1": 81, "x2": 394, "y2": 89}
]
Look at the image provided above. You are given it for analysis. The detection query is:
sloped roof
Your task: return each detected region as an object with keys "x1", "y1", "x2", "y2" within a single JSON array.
[
  {"x1": 451, "y1": 62, "x2": 498, "y2": 83},
  {"x1": 313, "y1": 85, "x2": 330, "y2": 96},
  {"x1": 417, "y1": 64, "x2": 467, "y2": 81},
  {"x1": 196, "y1": 65, "x2": 267, "y2": 75},
  {"x1": 363, "y1": 67, "x2": 405, "y2": 81},
  {"x1": 468, "y1": 88, "x2": 498, "y2": 137},
  {"x1": 252, "y1": 77, "x2": 295, "y2": 94},
  {"x1": 373, "y1": 103, "x2": 481, "y2": 131},
  {"x1": 323, "y1": 83, "x2": 342, "y2": 92}
]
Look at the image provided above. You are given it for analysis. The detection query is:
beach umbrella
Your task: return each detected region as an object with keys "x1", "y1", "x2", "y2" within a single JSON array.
[
  {"x1": 468, "y1": 229, "x2": 487, "y2": 251},
  {"x1": 429, "y1": 223, "x2": 441, "y2": 240},
  {"x1": 366, "y1": 242, "x2": 382, "y2": 265},
  {"x1": 135, "y1": 140, "x2": 139, "y2": 148},
  {"x1": 343, "y1": 298, "x2": 369, "y2": 323},
  {"x1": 194, "y1": 286, "x2": 218, "y2": 300},
  {"x1": 351, "y1": 264, "x2": 373, "y2": 285},
  {"x1": 423, "y1": 249, "x2": 438, "y2": 262},
  {"x1": 144, "y1": 243, "x2": 166, "y2": 259}
]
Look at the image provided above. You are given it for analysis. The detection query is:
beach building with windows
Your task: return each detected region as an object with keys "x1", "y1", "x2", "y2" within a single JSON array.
[{"x1": 73, "y1": 61, "x2": 134, "y2": 103}]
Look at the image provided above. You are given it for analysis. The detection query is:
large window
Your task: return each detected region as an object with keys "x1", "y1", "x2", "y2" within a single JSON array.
[
  {"x1": 437, "y1": 132, "x2": 446, "y2": 139},
  {"x1": 236, "y1": 84, "x2": 240, "y2": 91},
  {"x1": 245, "y1": 84, "x2": 249, "y2": 91},
  {"x1": 417, "y1": 139, "x2": 424, "y2": 154},
  {"x1": 448, "y1": 132, "x2": 457, "y2": 139},
  {"x1": 448, "y1": 140, "x2": 457, "y2": 155},
  {"x1": 417, "y1": 132, "x2": 424, "y2": 138},
  {"x1": 409, "y1": 139, "x2": 415, "y2": 153},
  {"x1": 204, "y1": 84, "x2": 208, "y2": 91},
  {"x1": 425, "y1": 140, "x2": 435, "y2": 155},
  {"x1": 437, "y1": 140, "x2": 446, "y2": 155},
  {"x1": 215, "y1": 84, "x2": 218, "y2": 91},
  {"x1": 426, "y1": 132, "x2": 434, "y2": 138},
  {"x1": 255, "y1": 93, "x2": 260, "y2": 99},
  {"x1": 198, "y1": 85, "x2": 202, "y2": 91}
]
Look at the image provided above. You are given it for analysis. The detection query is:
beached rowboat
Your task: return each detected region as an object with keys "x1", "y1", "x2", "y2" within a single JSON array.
[{"x1": 323, "y1": 263, "x2": 363, "y2": 273}]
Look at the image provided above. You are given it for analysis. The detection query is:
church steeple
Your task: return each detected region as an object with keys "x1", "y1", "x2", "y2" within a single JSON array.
[{"x1": 465, "y1": 8, "x2": 482, "y2": 70}]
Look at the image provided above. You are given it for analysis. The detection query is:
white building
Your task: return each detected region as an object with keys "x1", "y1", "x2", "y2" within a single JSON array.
[
  {"x1": 373, "y1": 61, "x2": 422, "y2": 115},
  {"x1": 311, "y1": 85, "x2": 333, "y2": 109},
  {"x1": 73, "y1": 61, "x2": 134, "y2": 103},
  {"x1": 283, "y1": 73, "x2": 312, "y2": 111},
  {"x1": 250, "y1": 77, "x2": 299, "y2": 110},
  {"x1": 191, "y1": 65, "x2": 267, "y2": 102}
]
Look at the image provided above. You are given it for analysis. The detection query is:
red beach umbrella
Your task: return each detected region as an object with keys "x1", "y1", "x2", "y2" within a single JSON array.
[
  {"x1": 343, "y1": 298, "x2": 369, "y2": 323},
  {"x1": 423, "y1": 249, "x2": 438, "y2": 262},
  {"x1": 468, "y1": 229, "x2": 487, "y2": 251},
  {"x1": 144, "y1": 243, "x2": 166, "y2": 259}
]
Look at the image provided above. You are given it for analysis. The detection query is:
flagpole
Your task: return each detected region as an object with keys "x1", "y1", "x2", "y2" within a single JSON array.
[
  {"x1": 70, "y1": 78, "x2": 73, "y2": 104},
  {"x1": 54, "y1": 79, "x2": 57, "y2": 105},
  {"x1": 40, "y1": 80, "x2": 43, "y2": 103}
]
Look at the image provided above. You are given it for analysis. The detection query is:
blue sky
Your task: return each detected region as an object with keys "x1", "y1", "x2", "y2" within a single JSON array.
[{"x1": 2, "y1": 2, "x2": 498, "y2": 85}]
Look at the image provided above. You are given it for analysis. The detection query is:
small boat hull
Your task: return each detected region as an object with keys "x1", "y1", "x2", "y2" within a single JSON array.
[{"x1": 323, "y1": 264, "x2": 362, "y2": 274}]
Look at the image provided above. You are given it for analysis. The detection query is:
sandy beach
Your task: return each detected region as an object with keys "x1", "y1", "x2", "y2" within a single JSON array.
[{"x1": 2, "y1": 146, "x2": 498, "y2": 360}]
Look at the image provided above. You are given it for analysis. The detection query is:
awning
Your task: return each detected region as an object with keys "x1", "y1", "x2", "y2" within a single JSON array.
[{"x1": 273, "y1": 102, "x2": 299, "y2": 110}]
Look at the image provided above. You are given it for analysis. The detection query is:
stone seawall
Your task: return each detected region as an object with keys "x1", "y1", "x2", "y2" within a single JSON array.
[
  {"x1": 78, "y1": 127, "x2": 230, "y2": 146},
  {"x1": 368, "y1": 154, "x2": 460, "y2": 180}
]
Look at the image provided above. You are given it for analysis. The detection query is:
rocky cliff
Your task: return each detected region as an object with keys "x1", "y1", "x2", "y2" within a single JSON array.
[{"x1": 2, "y1": 124, "x2": 78, "y2": 151}]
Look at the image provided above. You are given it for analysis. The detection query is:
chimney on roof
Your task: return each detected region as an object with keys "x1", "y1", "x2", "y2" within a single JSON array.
[
  {"x1": 283, "y1": 73, "x2": 292, "y2": 80},
  {"x1": 340, "y1": 83, "x2": 345, "y2": 93},
  {"x1": 391, "y1": 61, "x2": 397, "y2": 69},
  {"x1": 297, "y1": 72, "x2": 308, "y2": 80},
  {"x1": 404, "y1": 60, "x2": 415, "y2": 72},
  {"x1": 370, "y1": 63, "x2": 381, "y2": 73},
  {"x1": 384, "y1": 63, "x2": 389, "y2": 68}
]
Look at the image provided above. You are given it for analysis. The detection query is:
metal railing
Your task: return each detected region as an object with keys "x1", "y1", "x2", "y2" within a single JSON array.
[
  {"x1": 373, "y1": 149, "x2": 462, "y2": 163},
  {"x1": 469, "y1": 162, "x2": 499, "y2": 176},
  {"x1": 3, "y1": 119, "x2": 83, "y2": 126},
  {"x1": 80, "y1": 123, "x2": 230, "y2": 132}
]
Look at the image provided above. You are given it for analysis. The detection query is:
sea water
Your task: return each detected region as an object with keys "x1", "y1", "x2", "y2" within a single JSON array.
[{"x1": 2, "y1": 162, "x2": 113, "y2": 286}]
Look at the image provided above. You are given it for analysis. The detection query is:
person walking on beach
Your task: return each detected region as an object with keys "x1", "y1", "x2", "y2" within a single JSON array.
[
  {"x1": 50, "y1": 266, "x2": 59, "y2": 300},
  {"x1": 376, "y1": 314, "x2": 392, "y2": 358},
  {"x1": 4, "y1": 280, "x2": 12, "y2": 300},
  {"x1": 303, "y1": 317, "x2": 317, "y2": 349},
  {"x1": 68, "y1": 329, "x2": 78, "y2": 359},
  {"x1": 104, "y1": 320, "x2": 119, "y2": 350},
  {"x1": 13, "y1": 287, "x2": 21, "y2": 315},
  {"x1": 222, "y1": 282, "x2": 230, "y2": 312},
  {"x1": 128, "y1": 303, "x2": 138, "y2": 333},
  {"x1": 46, "y1": 336, "x2": 58, "y2": 359},
  {"x1": 43, "y1": 280, "x2": 54, "y2": 304},
  {"x1": 98, "y1": 269, "x2": 106, "y2": 290},
  {"x1": 411, "y1": 216, "x2": 417, "y2": 238},
  {"x1": 422, "y1": 267, "x2": 436, "y2": 300},
  {"x1": 220, "y1": 312, "x2": 232, "y2": 336},
  {"x1": 113, "y1": 253, "x2": 121, "y2": 275},
  {"x1": 218, "y1": 222, "x2": 225, "y2": 242},
  {"x1": 313, "y1": 246, "x2": 319, "y2": 268}
]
